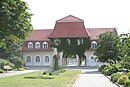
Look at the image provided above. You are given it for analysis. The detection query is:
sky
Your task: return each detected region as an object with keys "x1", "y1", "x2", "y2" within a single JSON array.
[{"x1": 23, "y1": 0, "x2": 130, "y2": 34}]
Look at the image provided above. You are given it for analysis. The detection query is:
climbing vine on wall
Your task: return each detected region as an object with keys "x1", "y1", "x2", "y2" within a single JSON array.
[{"x1": 50, "y1": 37, "x2": 90, "y2": 65}]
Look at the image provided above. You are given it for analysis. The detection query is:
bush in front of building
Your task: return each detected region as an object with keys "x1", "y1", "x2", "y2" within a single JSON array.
[
  {"x1": 127, "y1": 72, "x2": 130, "y2": 79},
  {"x1": 9, "y1": 56, "x2": 24, "y2": 70},
  {"x1": 111, "y1": 72, "x2": 123, "y2": 83},
  {"x1": 102, "y1": 64, "x2": 119, "y2": 76},
  {"x1": 125, "y1": 79, "x2": 130, "y2": 87},
  {"x1": 98, "y1": 64, "x2": 109, "y2": 72},
  {"x1": 117, "y1": 75, "x2": 128, "y2": 85}
]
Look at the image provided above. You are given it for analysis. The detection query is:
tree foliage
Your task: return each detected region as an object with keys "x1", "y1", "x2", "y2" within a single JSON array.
[
  {"x1": 94, "y1": 32, "x2": 120, "y2": 64},
  {"x1": 50, "y1": 37, "x2": 90, "y2": 66},
  {"x1": 0, "y1": 0, "x2": 32, "y2": 59},
  {"x1": 118, "y1": 33, "x2": 130, "y2": 70}
]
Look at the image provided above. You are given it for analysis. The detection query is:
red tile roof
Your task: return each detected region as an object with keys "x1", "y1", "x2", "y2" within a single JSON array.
[
  {"x1": 25, "y1": 28, "x2": 117, "y2": 41},
  {"x1": 49, "y1": 15, "x2": 89, "y2": 38},
  {"x1": 57, "y1": 15, "x2": 83, "y2": 22},
  {"x1": 87, "y1": 28, "x2": 117, "y2": 39},
  {"x1": 25, "y1": 29, "x2": 53, "y2": 41}
]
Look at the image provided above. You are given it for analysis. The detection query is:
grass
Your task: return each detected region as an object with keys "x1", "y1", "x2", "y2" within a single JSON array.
[{"x1": 0, "y1": 70, "x2": 81, "y2": 87}]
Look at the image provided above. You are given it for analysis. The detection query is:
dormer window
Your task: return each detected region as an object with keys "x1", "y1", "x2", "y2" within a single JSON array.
[
  {"x1": 28, "y1": 42, "x2": 33, "y2": 49},
  {"x1": 91, "y1": 41, "x2": 97, "y2": 48},
  {"x1": 43, "y1": 41, "x2": 48, "y2": 49},
  {"x1": 35, "y1": 42, "x2": 40, "y2": 48}
]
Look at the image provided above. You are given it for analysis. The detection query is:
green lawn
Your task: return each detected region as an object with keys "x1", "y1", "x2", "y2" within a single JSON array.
[{"x1": 0, "y1": 70, "x2": 80, "y2": 87}]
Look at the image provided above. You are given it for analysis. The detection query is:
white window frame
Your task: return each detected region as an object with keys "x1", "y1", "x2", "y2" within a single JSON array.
[
  {"x1": 43, "y1": 41, "x2": 48, "y2": 49},
  {"x1": 28, "y1": 42, "x2": 33, "y2": 49},
  {"x1": 35, "y1": 42, "x2": 40, "y2": 49}
]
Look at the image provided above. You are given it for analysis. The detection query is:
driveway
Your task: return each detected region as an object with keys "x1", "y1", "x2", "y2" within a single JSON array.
[{"x1": 73, "y1": 68, "x2": 118, "y2": 87}]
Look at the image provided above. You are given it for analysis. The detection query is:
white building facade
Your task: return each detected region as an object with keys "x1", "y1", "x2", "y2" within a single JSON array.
[{"x1": 22, "y1": 15, "x2": 117, "y2": 67}]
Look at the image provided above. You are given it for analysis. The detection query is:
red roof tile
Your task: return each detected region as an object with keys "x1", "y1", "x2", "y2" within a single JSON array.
[
  {"x1": 25, "y1": 29, "x2": 53, "y2": 41},
  {"x1": 49, "y1": 15, "x2": 89, "y2": 38},
  {"x1": 87, "y1": 28, "x2": 117, "y2": 39},
  {"x1": 57, "y1": 15, "x2": 83, "y2": 22}
]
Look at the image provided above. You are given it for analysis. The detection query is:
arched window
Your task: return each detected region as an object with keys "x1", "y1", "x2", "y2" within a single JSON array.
[
  {"x1": 45, "y1": 56, "x2": 49, "y2": 62},
  {"x1": 35, "y1": 56, "x2": 40, "y2": 62},
  {"x1": 91, "y1": 41, "x2": 97, "y2": 48},
  {"x1": 28, "y1": 42, "x2": 33, "y2": 49},
  {"x1": 26, "y1": 56, "x2": 31, "y2": 62},
  {"x1": 35, "y1": 42, "x2": 40, "y2": 48},
  {"x1": 43, "y1": 42, "x2": 48, "y2": 49}
]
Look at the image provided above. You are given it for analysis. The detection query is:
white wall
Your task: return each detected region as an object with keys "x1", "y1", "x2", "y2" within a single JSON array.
[{"x1": 23, "y1": 51, "x2": 55, "y2": 66}]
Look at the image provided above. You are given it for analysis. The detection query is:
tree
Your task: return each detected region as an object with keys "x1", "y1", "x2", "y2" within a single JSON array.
[
  {"x1": 50, "y1": 37, "x2": 90, "y2": 66},
  {"x1": 94, "y1": 32, "x2": 120, "y2": 64},
  {"x1": 9, "y1": 56, "x2": 24, "y2": 70},
  {"x1": 118, "y1": 33, "x2": 130, "y2": 70},
  {"x1": 0, "y1": 0, "x2": 33, "y2": 59}
]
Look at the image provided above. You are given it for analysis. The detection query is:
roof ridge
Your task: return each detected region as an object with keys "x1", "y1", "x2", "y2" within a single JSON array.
[{"x1": 56, "y1": 15, "x2": 84, "y2": 22}]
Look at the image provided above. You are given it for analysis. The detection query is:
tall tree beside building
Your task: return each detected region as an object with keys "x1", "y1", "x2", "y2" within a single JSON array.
[
  {"x1": 0, "y1": 0, "x2": 33, "y2": 59},
  {"x1": 94, "y1": 32, "x2": 120, "y2": 64},
  {"x1": 118, "y1": 33, "x2": 130, "y2": 70}
]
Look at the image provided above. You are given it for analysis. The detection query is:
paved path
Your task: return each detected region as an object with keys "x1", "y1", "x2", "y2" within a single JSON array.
[
  {"x1": 73, "y1": 68, "x2": 118, "y2": 87},
  {"x1": 0, "y1": 70, "x2": 38, "y2": 78}
]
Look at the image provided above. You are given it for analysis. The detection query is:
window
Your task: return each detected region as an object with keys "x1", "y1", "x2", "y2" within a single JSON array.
[
  {"x1": 26, "y1": 56, "x2": 31, "y2": 62},
  {"x1": 45, "y1": 56, "x2": 49, "y2": 62},
  {"x1": 77, "y1": 39, "x2": 80, "y2": 45},
  {"x1": 43, "y1": 42, "x2": 48, "y2": 49},
  {"x1": 91, "y1": 41, "x2": 97, "y2": 48},
  {"x1": 35, "y1": 56, "x2": 40, "y2": 62},
  {"x1": 28, "y1": 42, "x2": 33, "y2": 49},
  {"x1": 35, "y1": 42, "x2": 40, "y2": 48}
]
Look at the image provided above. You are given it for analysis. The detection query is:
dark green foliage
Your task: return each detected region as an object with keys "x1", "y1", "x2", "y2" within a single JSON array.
[
  {"x1": 0, "y1": 0, "x2": 32, "y2": 60},
  {"x1": 95, "y1": 32, "x2": 120, "y2": 64},
  {"x1": 43, "y1": 72, "x2": 47, "y2": 75},
  {"x1": 52, "y1": 55, "x2": 60, "y2": 71},
  {"x1": 111, "y1": 72, "x2": 122, "y2": 83},
  {"x1": 9, "y1": 56, "x2": 24, "y2": 70},
  {"x1": 125, "y1": 80, "x2": 130, "y2": 87},
  {"x1": 98, "y1": 64, "x2": 109, "y2": 72},
  {"x1": 118, "y1": 33, "x2": 130, "y2": 70},
  {"x1": 49, "y1": 72, "x2": 53, "y2": 76},
  {"x1": 117, "y1": 75, "x2": 128, "y2": 85},
  {"x1": 50, "y1": 37, "x2": 90, "y2": 66}
]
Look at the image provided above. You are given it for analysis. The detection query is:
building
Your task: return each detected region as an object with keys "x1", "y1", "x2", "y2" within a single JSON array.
[{"x1": 22, "y1": 15, "x2": 117, "y2": 67}]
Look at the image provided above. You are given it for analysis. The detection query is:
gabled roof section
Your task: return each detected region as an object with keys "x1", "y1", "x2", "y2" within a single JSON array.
[
  {"x1": 49, "y1": 15, "x2": 89, "y2": 38},
  {"x1": 56, "y1": 15, "x2": 84, "y2": 22},
  {"x1": 87, "y1": 28, "x2": 117, "y2": 39},
  {"x1": 25, "y1": 29, "x2": 53, "y2": 41}
]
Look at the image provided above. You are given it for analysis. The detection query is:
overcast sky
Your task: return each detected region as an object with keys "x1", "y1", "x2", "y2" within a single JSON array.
[{"x1": 23, "y1": 0, "x2": 130, "y2": 34}]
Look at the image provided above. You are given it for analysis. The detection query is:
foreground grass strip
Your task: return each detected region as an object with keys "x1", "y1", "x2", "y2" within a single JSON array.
[{"x1": 0, "y1": 70, "x2": 81, "y2": 87}]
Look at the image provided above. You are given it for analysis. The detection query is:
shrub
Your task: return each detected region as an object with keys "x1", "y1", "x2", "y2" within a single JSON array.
[
  {"x1": 49, "y1": 72, "x2": 53, "y2": 76},
  {"x1": 0, "y1": 69, "x2": 4, "y2": 73},
  {"x1": 117, "y1": 75, "x2": 128, "y2": 85},
  {"x1": 111, "y1": 72, "x2": 122, "y2": 83},
  {"x1": 43, "y1": 72, "x2": 47, "y2": 75},
  {"x1": 99, "y1": 64, "x2": 108, "y2": 72},
  {"x1": 125, "y1": 80, "x2": 130, "y2": 87},
  {"x1": 9, "y1": 56, "x2": 24, "y2": 70},
  {"x1": 127, "y1": 72, "x2": 130, "y2": 79},
  {"x1": 0, "y1": 59, "x2": 14, "y2": 70}
]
